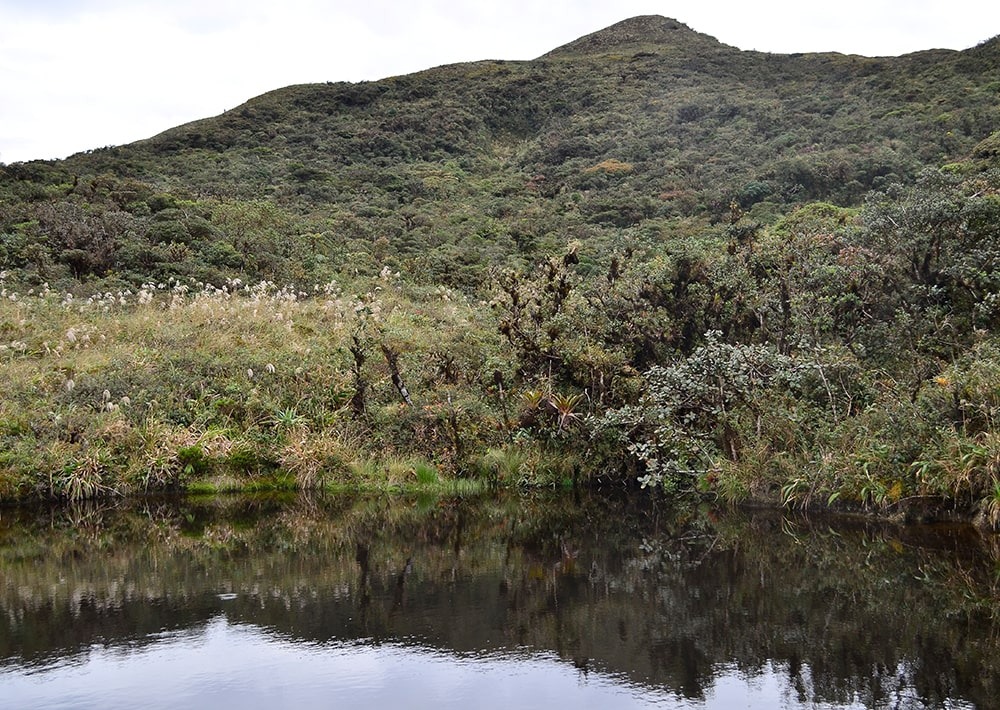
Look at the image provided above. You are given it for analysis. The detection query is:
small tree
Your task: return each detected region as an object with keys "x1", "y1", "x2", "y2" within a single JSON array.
[{"x1": 596, "y1": 332, "x2": 801, "y2": 490}]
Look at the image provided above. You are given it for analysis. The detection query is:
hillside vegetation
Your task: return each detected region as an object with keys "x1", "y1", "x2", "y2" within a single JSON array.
[{"x1": 2, "y1": 16, "x2": 1000, "y2": 522}]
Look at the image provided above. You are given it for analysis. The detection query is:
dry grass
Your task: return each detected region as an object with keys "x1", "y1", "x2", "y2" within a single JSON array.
[
  {"x1": 0, "y1": 276, "x2": 500, "y2": 501},
  {"x1": 279, "y1": 426, "x2": 357, "y2": 488}
]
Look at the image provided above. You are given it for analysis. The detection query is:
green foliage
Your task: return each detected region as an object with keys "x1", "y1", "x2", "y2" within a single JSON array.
[
  {"x1": 177, "y1": 445, "x2": 208, "y2": 477},
  {"x1": 476, "y1": 446, "x2": 530, "y2": 485},
  {"x1": 598, "y1": 332, "x2": 802, "y2": 490},
  {"x1": 412, "y1": 460, "x2": 439, "y2": 485},
  {"x1": 4, "y1": 17, "x2": 998, "y2": 291},
  {"x1": 1, "y1": 19, "x2": 999, "y2": 519}
]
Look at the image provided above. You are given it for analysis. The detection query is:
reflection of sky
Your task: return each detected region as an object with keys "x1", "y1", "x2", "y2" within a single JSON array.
[
  {"x1": 2, "y1": 615, "x2": 965, "y2": 710},
  {"x1": 2, "y1": 615, "x2": 668, "y2": 710}
]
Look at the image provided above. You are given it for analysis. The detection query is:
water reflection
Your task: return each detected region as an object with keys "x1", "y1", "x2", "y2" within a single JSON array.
[
  {"x1": 0, "y1": 493, "x2": 997, "y2": 708},
  {"x1": 4, "y1": 617, "x2": 684, "y2": 710}
]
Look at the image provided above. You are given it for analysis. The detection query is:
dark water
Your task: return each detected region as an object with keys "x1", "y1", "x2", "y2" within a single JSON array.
[{"x1": 1, "y1": 493, "x2": 998, "y2": 709}]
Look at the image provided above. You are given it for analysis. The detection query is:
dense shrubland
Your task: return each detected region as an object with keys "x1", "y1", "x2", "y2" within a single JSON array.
[{"x1": 2, "y1": 16, "x2": 1000, "y2": 521}]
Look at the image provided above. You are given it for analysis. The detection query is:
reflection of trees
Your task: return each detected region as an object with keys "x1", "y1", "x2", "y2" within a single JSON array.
[{"x1": 1, "y1": 493, "x2": 998, "y2": 707}]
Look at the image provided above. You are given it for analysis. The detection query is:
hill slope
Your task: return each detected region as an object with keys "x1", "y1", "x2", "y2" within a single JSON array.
[
  {"x1": 2, "y1": 16, "x2": 1000, "y2": 515},
  {"x1": 2, "y1": 15, "x2": 998, "y2": 289}
]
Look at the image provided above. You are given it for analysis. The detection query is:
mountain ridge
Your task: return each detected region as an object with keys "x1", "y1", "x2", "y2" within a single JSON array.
[
  {"x1": 1, "y1": 14, "x2": 998, "y2": 292},
  {"x1": 15, "y1": 15, "x2": 996, "y2": 181}
]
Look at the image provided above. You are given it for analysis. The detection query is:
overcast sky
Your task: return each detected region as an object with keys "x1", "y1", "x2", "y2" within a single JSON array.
[{"x1": 1, "y1": 0, "x2": 998, "y2": 164}]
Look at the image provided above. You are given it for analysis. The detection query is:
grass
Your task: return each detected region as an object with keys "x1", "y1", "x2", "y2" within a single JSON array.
[
  {"x1": 0, "y1": 277, "x2": 508, "y2": 502},
  {"x1": 5, "y1": 265, "x2": 1000, "y2": 528}
]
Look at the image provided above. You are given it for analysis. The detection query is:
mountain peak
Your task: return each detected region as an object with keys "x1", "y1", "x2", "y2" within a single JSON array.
[{"x1": 540, "y1": 15, "x2": 727, "y2": 58}]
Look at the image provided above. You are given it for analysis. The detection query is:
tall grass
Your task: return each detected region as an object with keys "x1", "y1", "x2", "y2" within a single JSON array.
[{"x1": 0, "y1": 275, "x2": 505, "y2": 501}]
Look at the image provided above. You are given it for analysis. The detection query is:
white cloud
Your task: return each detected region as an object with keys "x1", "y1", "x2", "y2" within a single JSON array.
[{"x1": 1, "y1": 0, "x2": 997, "y2": 163}]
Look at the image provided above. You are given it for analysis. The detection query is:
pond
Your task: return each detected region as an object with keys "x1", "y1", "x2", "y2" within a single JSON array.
[{"x1": 1, "y1": 492, "x2": 998, "y2": 709}]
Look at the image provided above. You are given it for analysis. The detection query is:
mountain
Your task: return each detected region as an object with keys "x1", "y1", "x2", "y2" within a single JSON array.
[
  {"x1": 540, "y1": 15, "x2": 736, "y2": 57},
  {"x1": 1, "y1": 15, "x2": 998, "y2": 289},
  {"x1": 2, "y1": 17, "x2": 1000, "y2": 512}
]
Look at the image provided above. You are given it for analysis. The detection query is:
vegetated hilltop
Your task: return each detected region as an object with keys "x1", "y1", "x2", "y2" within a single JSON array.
[
  {"x1": 2, "y1": 15, "x2": 998, "y2": 289},
  {"x1": 1, "y1": 17, "x2": 1000, "y2": 521}
]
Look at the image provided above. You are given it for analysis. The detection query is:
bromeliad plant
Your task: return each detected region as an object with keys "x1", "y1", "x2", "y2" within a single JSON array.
[{"x1": 549, "y1": 392, "x2": 585, "y2": 432}]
